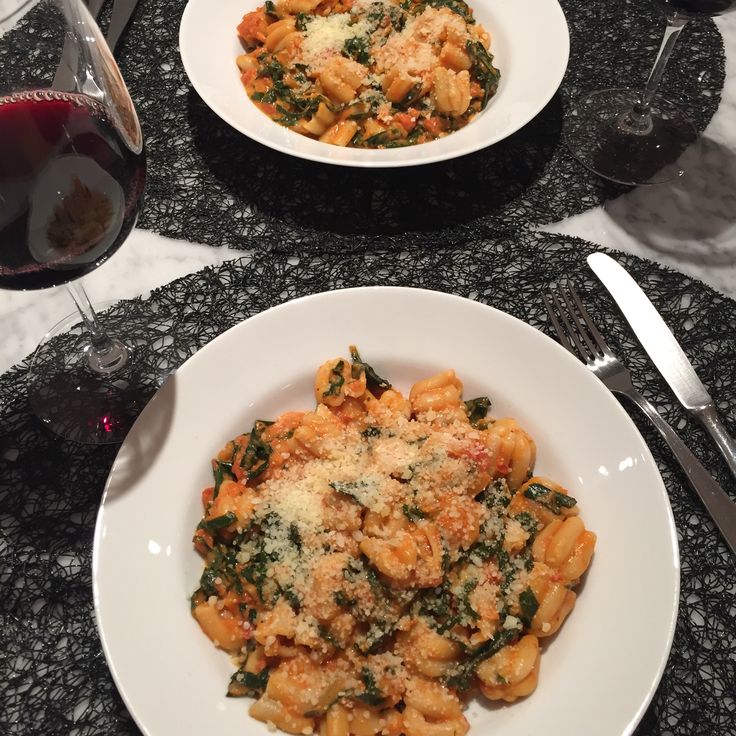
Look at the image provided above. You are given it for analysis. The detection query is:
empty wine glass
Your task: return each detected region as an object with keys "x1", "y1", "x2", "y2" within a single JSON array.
[
  {"x1": 565, "y1": 0, "x2": 736, "y2": 185},
  {"x1": 0, "y1": 0, "x2": 154, "y2": 443}
]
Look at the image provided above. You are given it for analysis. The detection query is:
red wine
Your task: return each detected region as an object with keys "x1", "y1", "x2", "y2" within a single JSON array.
[
  {"x1": 0, "y1": 90, "x2": 145, "y2": 290},
  {"x1": 656, "y1": 0, "x2": 736, "y2": 17}
]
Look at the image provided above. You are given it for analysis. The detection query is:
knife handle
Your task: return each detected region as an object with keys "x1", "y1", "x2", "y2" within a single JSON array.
[
  {"x1": 106, "y1": 1, "x2": 137, "y2": 54},
  {"x1": 621, "y1": 389, "x2": 736, "y2": 555},
  {"x1": 694, "y1": 405, "x2": 736, "y2": 481}
]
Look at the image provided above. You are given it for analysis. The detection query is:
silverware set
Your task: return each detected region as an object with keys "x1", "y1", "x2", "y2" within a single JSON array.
[
  {"x1": 53, "y1": 0, "x2": 138, "y2": 90},
  {"x1": 544, "y1": 254, "x2": 736, "y2": 555}
]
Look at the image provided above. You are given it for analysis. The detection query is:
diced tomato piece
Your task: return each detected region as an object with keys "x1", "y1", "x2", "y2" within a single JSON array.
[
  {"x1": 193, "y1": 528, "x2": 213, "y2": 556},
  {"x1": 201, "y1": 486, "x2": 214, "y2": 508},
  {"x1": 423, "y1": 117, "x2": 445, "y2": 137},
  {"x1": 393, "y1": 111, "x2": 417, "y2": 133},
  {"x1": 259, "y1": 102, "x2": 278, "y2": 117},
  {"x1": 241, "y1": 68, "x2": 257, "y2": 86},
  {"x1": 448, "y1": 441, "x2": 490, "y2": 468},
  {"x1": 237, "y1": 10, "x2": 268, "y2": 46}
]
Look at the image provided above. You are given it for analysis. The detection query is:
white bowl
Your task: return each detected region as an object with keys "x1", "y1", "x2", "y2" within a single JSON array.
[
  {"x1": 179, "y1": 0, "x2": 570, "y2": 167},
  {"x1": 94, "y1": 287, "x2": 679, "y2": 736}
]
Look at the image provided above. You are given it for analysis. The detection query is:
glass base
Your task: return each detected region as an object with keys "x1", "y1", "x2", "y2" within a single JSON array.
[
  {"x1": 28, "y1": 303, "x2": 168, "y2": 444},
  {"x1": 565, "y1": 89, "x2": 698, "y2": 186}
]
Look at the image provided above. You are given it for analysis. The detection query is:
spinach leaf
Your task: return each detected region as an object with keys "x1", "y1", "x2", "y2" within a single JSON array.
[
  {"x1": 519, "y1": 587, "x2": 539, "y2": 627},
  {"x1": 356, "y1": 668, "x2": 386, "y2": 705},
  {"x1": 288, "y1": 523, "x2": 302, "y2": 551},
  {"x1": 514, "y1": 511, "x2": 540, "y2": 534},
  {"x1": 212, "y1": 460, "x2": 235, "y2": 500},
  {"x1": 402, "y1": 504, "x2": 426, "y2": 522},
  {"x1": 323, "y1": 359, "x2": 346, "y2": 397},
  {"x1": 240, "y1": 420, "x2": 273, "y2": 479},
  {"x1": 349, "y1": 345, "x2": 391, "y2": 391},
  {"x1": 523, "y1": 483, "x2": 577, "y2": 514},
  {"x1": 329, "y1": 480, "x2": 367, "y2": 505},
  {"x1": 466, "y1": 40, "x2": 500, "y2": 109},
  {"x1": 199, "y1": 511, "x2": 237, "y2": 533},
  {"x1": 464, "y1": 396, "x2": 491, "y2": 427},
  {"x1": 414, "y1": 0, "x2": 474, "y2": 21},
  {"x1": 227, "y1": 667, "x2": 270, "y2": 697},
  {"x1": 334, "y1": 590, "x2": 357, "y2": 608},
  {"x1": 445, "y1": 629, "x2": 517, "y2": 690},
  {"x1": 282, "y1": 586, "x2": 301, "y2": 612},
  {"x1": 343, "y1": 36, "x2": 371, "y2": 64}
]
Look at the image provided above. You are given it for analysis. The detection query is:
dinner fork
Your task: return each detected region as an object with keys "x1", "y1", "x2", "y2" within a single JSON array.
[{"x1": 543, "y1": 283, "x2": 736, "y2": 555}]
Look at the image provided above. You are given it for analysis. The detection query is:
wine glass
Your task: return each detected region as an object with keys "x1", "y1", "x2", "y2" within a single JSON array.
[
  {"x1": 565, "y1": 0, "x2": 736, "y2": 185},
  {"x1": 0, "y1": 0, "x2": 153, "y2": 443}
]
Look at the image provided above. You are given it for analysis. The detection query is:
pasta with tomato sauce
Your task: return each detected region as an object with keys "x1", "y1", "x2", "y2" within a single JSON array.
[
  {"x1": 190, "y1": 347, "x2": 596, "y2": 735},
  {"x1": 235, "y1": 0, "x2": 500, "y2": 147}
]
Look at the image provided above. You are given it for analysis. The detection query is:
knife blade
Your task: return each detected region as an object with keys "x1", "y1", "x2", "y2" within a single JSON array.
[
  {"x1": 588, "y1": 252, "x2": 736, "y2": 480},
  {"x1": 106, "y1": 0, "x2": 139, "y2": 54},
  {"x1": 52, "y1": 0, "x2": 107, "y2": 91}
]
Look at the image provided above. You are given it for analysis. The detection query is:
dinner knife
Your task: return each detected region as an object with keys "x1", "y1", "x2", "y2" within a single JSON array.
[
  {"x1": 52, "y1": 0, "x2": 107, "y2": 91},
  {"x1": 588, "y1": 252, "x2": 736, "y2": 480},
  {"x1": 105, "y1": 0, "x2": 139, "y2": 54}
]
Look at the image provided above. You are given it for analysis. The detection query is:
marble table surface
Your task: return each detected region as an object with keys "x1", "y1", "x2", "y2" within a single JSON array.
[{"x1": 1, "y1": 14, "x2": 735, "y2": 376}]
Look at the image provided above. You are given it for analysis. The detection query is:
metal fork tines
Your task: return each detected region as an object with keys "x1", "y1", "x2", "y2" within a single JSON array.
[{"x1": 543, "y1": 283, "x2": 736, "y2": 556}]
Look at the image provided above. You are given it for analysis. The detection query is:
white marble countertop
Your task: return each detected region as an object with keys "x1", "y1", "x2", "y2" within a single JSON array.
[{"x1": 1, "y1": 14, "x2": 735, "y2": 376}]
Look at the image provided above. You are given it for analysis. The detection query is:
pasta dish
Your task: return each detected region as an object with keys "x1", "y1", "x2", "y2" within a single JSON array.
[
  {"x1": 235, "y1": 0, "x2": 500, "y2": 148},
  {"x1": 190, "y1": 348, "x2": 596, "y2": 735}
]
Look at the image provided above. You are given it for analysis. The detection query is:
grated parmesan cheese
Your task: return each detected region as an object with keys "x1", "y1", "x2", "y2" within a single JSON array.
[{"x1": 297, "y1": 13, "x2": 372, "y2": 70}]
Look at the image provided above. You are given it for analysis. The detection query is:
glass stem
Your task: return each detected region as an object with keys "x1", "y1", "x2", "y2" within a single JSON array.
[
  {"x1": 66, "y1": 281, "x2": 130, "y2": 374},
  {"x1": 626, "y1": 14, "x2": 688, "y2": 134}
]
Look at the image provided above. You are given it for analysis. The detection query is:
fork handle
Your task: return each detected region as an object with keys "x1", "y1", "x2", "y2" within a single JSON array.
[
  {"x1": 693, "y1": 405, "x2": 736, "y2": 481},
  {"x1": 621, "y1": 388, "x2": 736, "y2": 555}
]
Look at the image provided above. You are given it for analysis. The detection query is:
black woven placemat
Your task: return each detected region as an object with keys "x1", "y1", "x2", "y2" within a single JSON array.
[
  {"x1": 0, "y1": 0, "x2": 726, "y2": 252},
  {"x1": 0, "y1": 232, "x2": 734, "y2": 735},
  {"x1": 121, "y1": 0, "x2": 724, "y2": 251}
]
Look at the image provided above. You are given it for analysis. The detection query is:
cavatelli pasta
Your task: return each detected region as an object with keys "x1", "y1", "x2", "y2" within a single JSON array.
[
  {"x1": 190, "y1": 349, "x2": 596, "y2": 736},
  {"x1": 235, "y1": 0, "x2": 500, "y2": 148}
]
